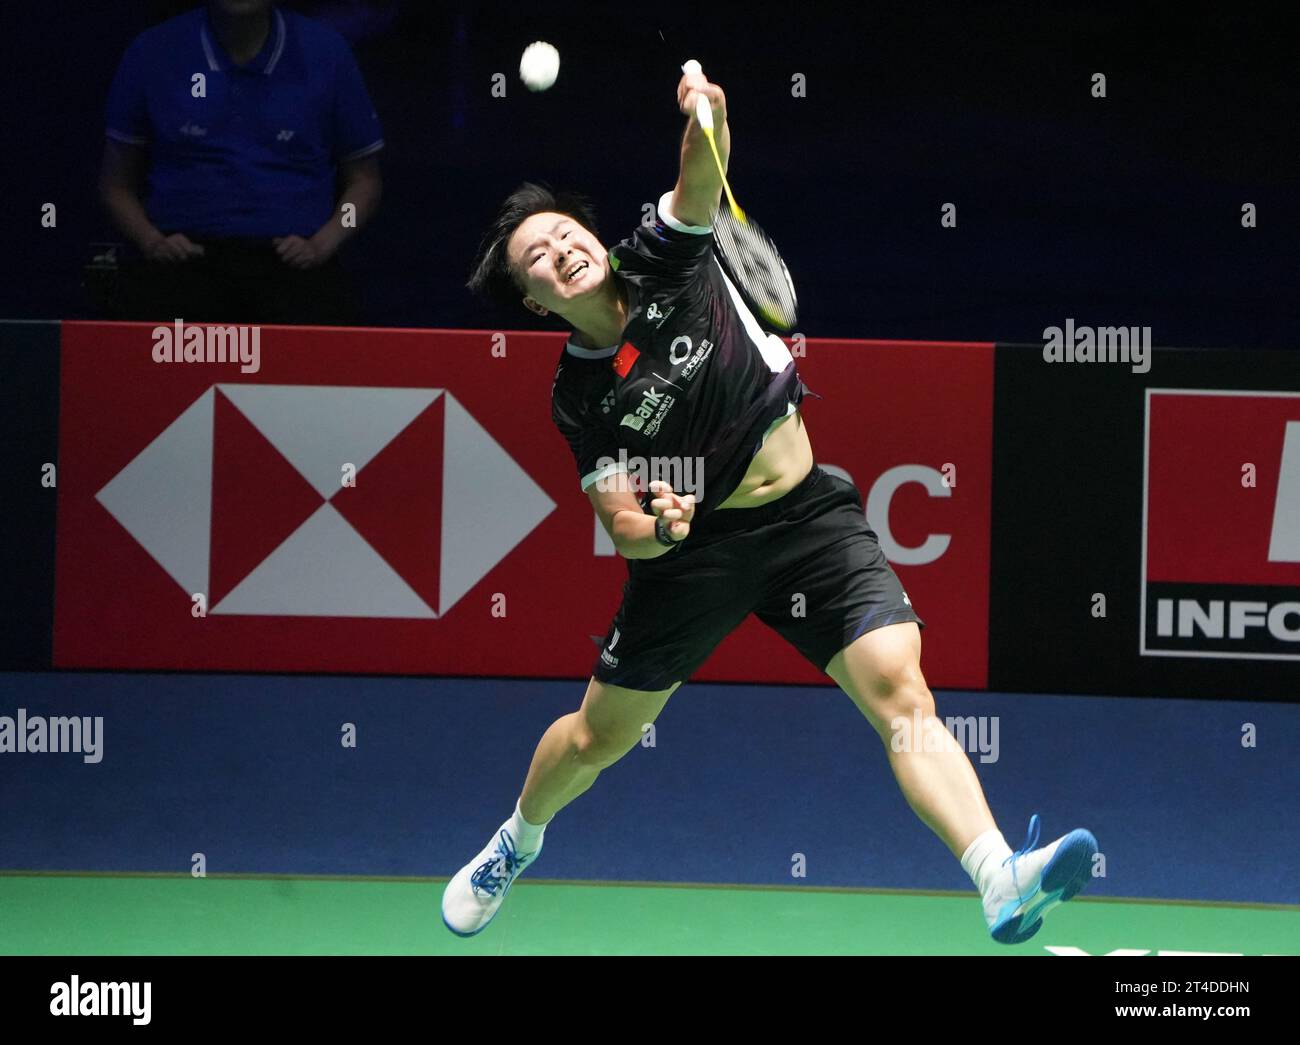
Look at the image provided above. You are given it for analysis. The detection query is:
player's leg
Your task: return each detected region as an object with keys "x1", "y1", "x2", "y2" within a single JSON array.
[
  {"x1": 441, "y1": 675, "x2": 680, "y2": 937},
  {"x1": 825, "y1": 622, "x2": 993, "y2": 859},
  {"x1": 519, "y1": 675, "x2": 681, "y2": 826},
  {"x1": 826, "y1": 623, "x2": 1099, "y2": 943},
  {"x1": 753, "y1": 468, "x2": 989, "y2": 850},
  {"x1": 754, "y1": 466, "x2": 1098, "y2": 943},
  {"x1": 506, "y1": 541, "x2": 748, "y2": 840},
  {"x1": 442, "y1": 528, "x2": 754, "y2": 937}
]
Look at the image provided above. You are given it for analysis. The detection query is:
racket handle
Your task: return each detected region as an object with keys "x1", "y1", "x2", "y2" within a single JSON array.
[
  {"x1": 694, "y1": 93, "x2": 713, "y2": 131},
  {"x1": 681, "y1": 60, "x2": 712, "y2": 130}
]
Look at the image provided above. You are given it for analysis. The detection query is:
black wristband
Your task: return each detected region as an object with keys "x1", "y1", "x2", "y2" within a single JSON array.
[{"x1": 654, "y1": 515, "x2": 682, "y2": 547}]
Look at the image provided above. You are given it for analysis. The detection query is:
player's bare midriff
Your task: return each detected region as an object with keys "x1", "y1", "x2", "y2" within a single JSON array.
[{"x1": 715, "y1": 407, "x2": 814, "y2": 510}]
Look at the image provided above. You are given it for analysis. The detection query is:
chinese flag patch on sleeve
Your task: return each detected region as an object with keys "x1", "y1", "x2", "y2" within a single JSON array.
[{"x1": 611, "y1": 342, "x2": 640, "y2": 378}]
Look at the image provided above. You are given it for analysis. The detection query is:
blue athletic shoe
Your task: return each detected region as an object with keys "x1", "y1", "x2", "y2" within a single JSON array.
[
  {"x1": 983, "y1": 814, "x2": 1098, "y2": 945},
  {"x1": 441, "y1": 825, "x2": 541, "y2": 937}
]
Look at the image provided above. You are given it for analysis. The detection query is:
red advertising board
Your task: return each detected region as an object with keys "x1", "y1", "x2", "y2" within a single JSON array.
[
  {"x1": 1143, "y1": 389, "x2": 1300, "y2": 661},
  {"x1": 54, "y1": 323, "x2": 991, "y2": 686}
]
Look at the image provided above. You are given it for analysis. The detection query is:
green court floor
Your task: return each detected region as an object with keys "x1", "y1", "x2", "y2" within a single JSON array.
[{"x1": 2, "y1": 874, "x2": 1296, "y2": 955}]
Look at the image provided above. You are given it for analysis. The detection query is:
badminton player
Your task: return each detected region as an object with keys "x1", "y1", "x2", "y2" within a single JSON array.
[{"x1": 449, "y1": 65, "x2": 1098, "y2": 945}]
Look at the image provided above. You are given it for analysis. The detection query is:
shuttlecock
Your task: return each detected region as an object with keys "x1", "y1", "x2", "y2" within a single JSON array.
[{"x1": 519, "y1": 41, "x2": 560, "y2": 92}]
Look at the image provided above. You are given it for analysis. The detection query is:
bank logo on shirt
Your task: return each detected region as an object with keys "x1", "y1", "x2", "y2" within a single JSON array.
[{"x1": 621, "y1": 386, "x2": 674, "y2": 435}]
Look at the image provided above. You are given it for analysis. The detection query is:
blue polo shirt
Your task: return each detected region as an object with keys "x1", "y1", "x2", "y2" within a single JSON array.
[{"x1": 105, "y1": 5, "x2": 384, "y2": 239}]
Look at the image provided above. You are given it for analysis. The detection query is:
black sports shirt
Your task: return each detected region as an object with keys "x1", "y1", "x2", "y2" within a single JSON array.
[{"x1": 550, "y1": 189, "x2": 820, "y2": 529}]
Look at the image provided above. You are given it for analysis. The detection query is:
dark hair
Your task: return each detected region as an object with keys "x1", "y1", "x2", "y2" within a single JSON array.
[{"x1": 466, "y1": 181, "x2": 602, "y2": 311}]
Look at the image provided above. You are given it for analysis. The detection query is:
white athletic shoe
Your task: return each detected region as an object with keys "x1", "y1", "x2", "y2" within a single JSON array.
[
  {"x1": 983, "y1": 814, "x2": 1098, "y2": 944},
  {"x1": 441, "y1": 823, "x2": 542, "y2": 937}
]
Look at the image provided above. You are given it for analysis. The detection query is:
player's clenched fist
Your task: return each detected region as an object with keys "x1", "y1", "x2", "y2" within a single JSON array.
[{"x1": 649, "y1": 480, "x2": 695, "y2": 543}]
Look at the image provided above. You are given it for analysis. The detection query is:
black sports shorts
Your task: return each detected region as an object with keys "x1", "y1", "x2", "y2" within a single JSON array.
[{"x1": 592, "y1": 463, "x2": 925, "y2": 691}]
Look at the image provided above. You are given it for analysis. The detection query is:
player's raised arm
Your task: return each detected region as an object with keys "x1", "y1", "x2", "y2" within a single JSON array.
[{"x1": 671, "y1": 63, "x2": 729, "y2": 228}]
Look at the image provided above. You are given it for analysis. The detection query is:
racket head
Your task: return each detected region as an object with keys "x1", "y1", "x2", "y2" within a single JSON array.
[{"x1": 709, "y1": 204, "x2": 799, "y2": 332}]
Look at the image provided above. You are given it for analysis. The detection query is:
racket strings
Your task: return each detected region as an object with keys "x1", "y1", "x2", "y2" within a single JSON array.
[{"x1": 712, "y1": 208, "x2": 798, "y2": 329}]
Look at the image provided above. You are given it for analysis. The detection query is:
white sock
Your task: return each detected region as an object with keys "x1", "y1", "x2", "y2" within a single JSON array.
[
  {"x1": 960, "y1": 828, "x2": 1013, "y2": 896},
  {"x1": 508, "y1": 800, "x2": 549, "y2": 852}
]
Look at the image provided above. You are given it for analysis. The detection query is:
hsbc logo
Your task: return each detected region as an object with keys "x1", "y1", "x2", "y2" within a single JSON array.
[
  {"x1": 92, "y1": 384, "x2": 554, "y2": 619},
  {"x1": 820, "y1": 463, "x2": 953, "y2": 566},
  {"x1": 58, "y1": 326, "x2": 993, "y2": 684},
  {"x1": 1142, "y1": 389, "x2": 1300, "y2": 661}
]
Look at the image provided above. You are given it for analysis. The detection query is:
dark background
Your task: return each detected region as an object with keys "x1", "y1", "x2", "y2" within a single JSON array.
[{"x1": 2, "y1": 1, "x2": 1296, "y2": 347}]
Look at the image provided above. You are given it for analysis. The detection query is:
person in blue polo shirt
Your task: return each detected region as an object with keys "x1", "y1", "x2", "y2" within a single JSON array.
[{"x1": 99, "y1": 0, "x2": 384, "y2": 324}]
